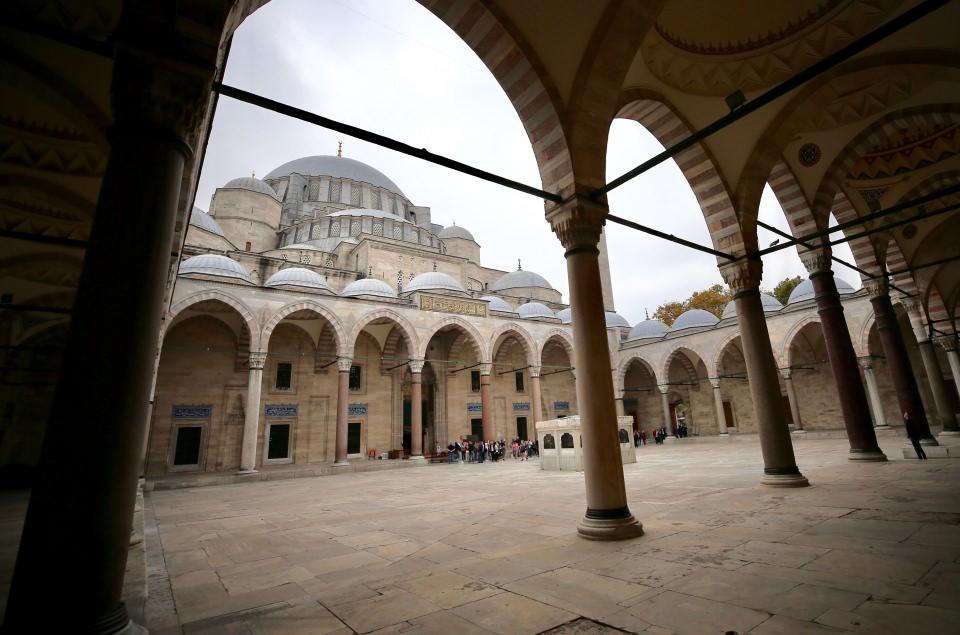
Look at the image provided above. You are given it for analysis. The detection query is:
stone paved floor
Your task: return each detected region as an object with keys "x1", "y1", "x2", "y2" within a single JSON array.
[{"x1": 140, "y1": 436, "x2": 960, "y2": 634}]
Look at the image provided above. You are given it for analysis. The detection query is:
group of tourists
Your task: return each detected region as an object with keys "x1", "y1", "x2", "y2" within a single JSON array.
[{"x1": 442, "y1": 438, "x2": 539, "y2": 463}]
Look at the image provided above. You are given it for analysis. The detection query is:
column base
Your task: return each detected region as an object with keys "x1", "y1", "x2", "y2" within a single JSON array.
[
  {"x1": 332, "y1": 461, "x2": 352, "y2": 470},
  {"x1": 848, "y1": 448, "x2": 887, "y2": 462},
  {"x1": 407, "y1": 455, "x2": 427, "y2": 464},
  {"x1": 920, "y1": 437, "x2": 940, "y2": 446},
  {"x1": 718, "y1": 432, "x2": 729, "y2": 437},
  {"x1": 791, "y1": 429, "x2": 806, "y2": 435},
  {"x1": 663, "y1": 436, "x2": 678, "y2": 443},
  {"x1": 118, "y1": 620, "x2": 149, "y2": 635},
  {"x1": 760, "y1": 470, "x2": 809, "y2": 488},
  {"x1": 939, "y1": 430, "x2": 960, "y2": 436},
  {"x1": 236, "y1": 469, "x2": 258, "y2": 476},
  {"x1": 577, "y1": 508, "x2": 643, "y2": 541}
]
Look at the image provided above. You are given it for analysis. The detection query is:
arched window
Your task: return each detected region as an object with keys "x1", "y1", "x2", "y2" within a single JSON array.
[
  {"x1": 543, "y1": 434, "x2": 555, "y2": 449},
  {"x1": 561, "y1": 433, "x2": 573, "y2": 448}
]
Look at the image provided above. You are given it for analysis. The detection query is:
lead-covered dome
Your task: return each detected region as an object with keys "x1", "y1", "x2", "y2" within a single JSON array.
[
  {"x1": 491, "y1": 269, "x2": 554, "y2": 292},
  {"x1": 438, "y1": 225, "x2": 476, "y2": 242},
  {"x1": 405, "y1": 272, "x2": 465, "y2": 294},
  {"x1": 627, "y1": 319, "x2": 668, "y2": 341},
  {"x1": 557, "y1": 308, "x2": 572, "y2": 324},
  {"x1": 482, "y1": 296, "x2": 517, "y2": 314},
  {"x1": 788, "y1": 277, "x2": 855, "y2": 304},
  {"x1": 265, "y1": 267, "x2": 332, "y2": 292},
  {"x1": 518, "y1": 302, "x2": 555, "y2": 320},
  {"x1": 721, "y1": 293, "x2": 782, "y2": 319},
  {"x1": 671, "y1": 308, "x2": 719, "y2": 331},
  {"x1": 179, "y1": 254, "x2": 253, "y2": 284},
  {"x1": 189, "y1": 206, "x2": 225, "y2": 237},
  {"x1": 342, "y1": 278, "x2": 397, "y2": 299},
  {"x1": 605, "y1": 311, "x2": 631, "y2": 328},
  {"x1": 264, "y1": 156, "x2": 405, "y2": 196},
  {"x1": 223, "y1": 176, "x2": 281, "y2": 201}
]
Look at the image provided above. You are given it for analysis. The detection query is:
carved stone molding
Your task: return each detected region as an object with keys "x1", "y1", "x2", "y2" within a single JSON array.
[
  {"x1": 862, "y1": 277, "x2": 889, "y2": 298},
  {"x1": 337, "y1": 357, "x2": 353, "y2": 372},
  {"x1": 799, "y1": 247, "x2": 832, "y2": 275},
  {"x1": 935, "y1": 334, "x2": 958, "y2": 352},
  {"x1": 545, "y1": 193, "x2": 607, "y2": 251},
  {"x1": 408, "y1": 358, "x2": 425, "y2": 374},
  {"x1": 530, "y1": 365, "x2": 542, "y2": 378},
  {"x1": 248, "y1": 351, "x2": 267, "y2": 371},
  {"x1": 719, "y1": 258, "x2": 763, "y2": 295}
]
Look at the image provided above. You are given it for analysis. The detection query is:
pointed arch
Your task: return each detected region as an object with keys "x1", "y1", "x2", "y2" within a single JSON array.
[
  {"x1": 660, "y1": 345, "x2": 706, "y2": 388},
  {"x1": 712, "y1": 331, "x2": 745, "y2": 378},
  {"x1": 489, "y1": 322, "x2": 537, "y2": 367},
  {"x1": 419, "y1": 315, "x2": 487, "y2": 362},
  {"x1": 261, "y1": 299, "x2": 346, "y2": 356},
  {"x1": 348, "y1": 308, "x2": 419, "y2": 362},
  {"x1": 165, "y1": 289, "x2": 260, "y2": 350},
  {"x1": 615, "y1": 353, "x2": 659, "y2": 391},
  {"x1": 781, "y1": 315, "x2": 824, "y2": 367},
  {"x1": 538, "y1": 329, "x2": 574, "y2": 367}
]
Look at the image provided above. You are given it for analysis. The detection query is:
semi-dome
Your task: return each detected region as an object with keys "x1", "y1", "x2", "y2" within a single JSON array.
[
  {"x1": 491, "y1": 268, "x2": 554, "y2": 292},
  {"x1": 265, "y1": 267, "x2": 332, "y2": 292},
  {"x1": 627, "y1": 319, "x2": 668, "y2": 341},
  {"x1": 605, "y1": 311, "x2": 631, "y2": 328},
  {"x1": 517, "y1": 302, "x2": 555, "y2": 320},
  {"x1": 558, "y1": 307, "x2": 572, "y2": 324},
  {"x1": 342, "y1": 278, "x2": 397, "y2": 299},
  {"x1": 223, "y1": 176, "x2": 281, "y2": 201},
  {"x1": 404, "y1": 272, "x2": 465, "y2": 294},
  {"x1": 264, "y1": 156, "x2": 405, "y2": 196},
  {"x1": 482, "y1": 296, "x2": 517, "y2": 313},
  {"x1": 721, "y1": 293, "x2": 782, "y2": 319},
  {"x1": 788, "y1": 277, "x2": 856, "y2": 304},
  {"x1": 189, "y1": 206, "x2": 226, "y2": 238},
  {"x1": 671, "y1": 308, "x2": 720, "y2": 331},
  {"x1": 438, "y1": 224, "x2": 475, "y2": 242},
  {"x1": 179, "y1": 254, "x2": 253, "y2": 284}
]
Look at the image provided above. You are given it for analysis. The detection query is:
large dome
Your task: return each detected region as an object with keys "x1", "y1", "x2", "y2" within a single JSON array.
[
  {"x1": 627, "y1": 319, "x2": 668, "y2": 341},
  {"x1": 264, "y1": 156, "x2": 405, "y2": 196},
  {"x1": 265, "y1": 267, "x2": 332, "y2": 292},
  {"x1": 788, "y1": 277, "x2": 856, "y2": 304},
  {"x1": 491, "y1": 269, "x2": 554, "y2": 292},
  {"x1": 404, "y1": 272, "x2": 465, "y2": 294},
  {"x1": 223, "y1": 176, "x2": 281, "y2": 201},
  {"x1": 721, "y1": 293, "x2": 782, "y2": 319},
  {"x1": 438, "y1": 225, "x2": 476, "y2": 242},
  {"x1": 179, "y1": 254, "x2": 253, "y2": 284},
  {"x1": 670, "y1": 308, "x2": 719, "y2": 331},
  {"x1": 342, "y1": 278, "x2": 397, "y2": 299}
]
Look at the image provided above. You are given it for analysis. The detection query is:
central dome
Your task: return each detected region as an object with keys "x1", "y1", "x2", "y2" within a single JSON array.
[
  {"x1": 264, "y1": 156, "x2": 405, "y2": 196},
  {"x1": 491, "y1": 269, "x2": 554, "y2": 292}
]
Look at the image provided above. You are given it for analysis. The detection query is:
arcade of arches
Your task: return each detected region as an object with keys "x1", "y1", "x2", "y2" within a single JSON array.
[{"x1": 2, "y1": 0, "x2": 960, "y2": 632}]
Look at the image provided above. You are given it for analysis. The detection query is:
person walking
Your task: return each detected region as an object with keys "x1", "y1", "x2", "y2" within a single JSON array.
[{"x1": 903, "y1": 411, "x2": 927, "y2": 460}]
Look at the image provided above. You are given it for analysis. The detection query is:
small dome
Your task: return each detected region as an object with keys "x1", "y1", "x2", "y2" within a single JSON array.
[
  {"x1": 491, "y1": 268, "x2": 554, "y2": 292},
  {"x1": 558, "y1": 308, "x2": 572, "y2": 324},
  {"x1": 223, "y1": 176, "x2": 281, "y2": 201},
  {"x1": 517, "y1": 302, "x2": 555, "y2": 320},
  {"x1": 438, "y1": 225, "x2": 475, "y2": 242},
  {"x1": 788, "y1": 277, "x2": 855, "y2": 304},
  {"x1": 482, "y1": 296, "x2": 517, "y2": 313},
  {"x1": 721, "y1": 293, "x2": 782, "y2": 319},
  {"x1": 671, "y1": 308, "x2": 719, "y2": 331},
  {"x1": 605, "y1": 311, "x2": 631, "y2": 328},
  {"x1": 179, "y1": 254, "x2": 253, "y2": 284},
  {"x1": 265, "y1": 267, "x2": 332, "y2": 292},
  {"x1": 189, "y1": 207, "x2": 226, "y2": 238},
  {"x1": 342, "y1": 278, "x2": 397, "y2": 299},
  {"x1": 405, "y1": 272, "x2": 465, "y2": 294},
  {"x1": 627, "y1": 319, "x2": 668, "y2": 341}
]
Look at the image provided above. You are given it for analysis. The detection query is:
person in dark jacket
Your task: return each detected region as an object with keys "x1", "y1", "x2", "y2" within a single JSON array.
[{"x1": 903, "y1": 411, "x2": 927, "y2": 460}]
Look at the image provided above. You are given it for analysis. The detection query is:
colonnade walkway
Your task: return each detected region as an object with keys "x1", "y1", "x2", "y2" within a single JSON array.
[{"x1": 7, "y1": 436, "x2": 958, "y2": 634}]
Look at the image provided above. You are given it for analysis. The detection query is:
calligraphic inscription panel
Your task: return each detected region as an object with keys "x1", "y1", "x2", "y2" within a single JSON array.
[{"x1": 419, "y1": 293, "x2": 487, "y2": 317}]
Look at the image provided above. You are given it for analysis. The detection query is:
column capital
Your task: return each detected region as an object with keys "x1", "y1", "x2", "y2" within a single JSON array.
[
  {"x1": 858, "y1": 356, "x2": 874, "y2": 371},
  {"x1": 545, "y1": 193, "x2": 607, "y2": 251},
  {"x1": 934, "y1": 334, "x2": 958, "y2": 352},
  {"x1": 408, "y1": 358, "x2": 425, "y2": 374},
  {"x1": 719, "y1": 258, "x2": 763, "y2": 295},
  {"x1": 479, "y1": 362, "x2": 492, "y2": 376},
  {"x1": 529, "y1": 365, "x2": 542, "y2": 378},
  {"x1": 779, "y1": 368, "x2": 793, "y2": 380},
  {"x1": 337, "y1": 357, "x2": 353, "y2": 372},
  {"x1": 863, "y1": 277, "x2": 889, "y2": 299},
  {"x1": 248, "y1": 351, "x2": 267, "y2": 370},
  {"x1": 658, "y1": 384, "x2": 670, "y2": 395},
  {"x1": 799, "y1": 247, "x2": 832, "y2": 275},
  {"x1": 710, "y1": 378, "x2": 721, "y2": 389}
]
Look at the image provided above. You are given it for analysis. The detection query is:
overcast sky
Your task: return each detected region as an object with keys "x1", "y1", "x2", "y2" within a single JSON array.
[{"x1": 196, "y1": 0, "x2": 858, "y2": 325}]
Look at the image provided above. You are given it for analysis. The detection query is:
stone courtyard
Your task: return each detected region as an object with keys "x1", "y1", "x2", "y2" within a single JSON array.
[{"x1": 101, "y1": 436, "x2": 957, "y2": 634}]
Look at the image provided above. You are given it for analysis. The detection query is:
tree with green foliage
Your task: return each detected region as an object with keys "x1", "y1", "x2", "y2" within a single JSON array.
[
  {"x1": 653, "y1": 283, "x2": 731, "y2": 326},
  {"x1": 769, "y1": 275, "x2": 804, "y2": 305}
]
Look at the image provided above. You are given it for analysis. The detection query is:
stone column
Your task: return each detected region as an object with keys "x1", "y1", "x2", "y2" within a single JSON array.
[
  {"x1": 711, "y1": 380, "x2": 728, "y2": 436},
  {"x1": 5, "y1": 46, "x2": 213, "y2": 631},
  {"x1": 239, "y1": 351, "x2": 267, "y2": 473},
  {"x1": 721, "y1": 260, "x2": 808, "y2": 487},
  {"x1": 334, "y1": 357, "x2": 351, "y2": 466},
  {"x1": 802, "y1": 250, "x2": 884, "y2": 459},
  {"x1": 530, "y1": 365, "x2": 543, "y2": 424},
  {"x1": 938, "y1": 336, "x2": 960, "y2": 435},
  {"x1": 614, "y1": 387, "x2": 625, "y2": 417},
  {"x1": 547, "y1": 194, "x2": 642, "y2": 540},
  {"x1": 916, "y1": 335, "x2": 957, "y2": 434},
  {"x1": 480, "y1": 363, "x2": 493, "y2": 441},
  {"x1": 658, "y1": 386, "x2": 675, "y2": 437},
  {"x1": 409, "y1": 359, "x2": 426, "y2": 457},
  {"x1": 859, "y1": 358, "x2": 888, "y2": 428},
  {"x1": 779, "y1": 369, "x2": 804, "y2": 433},
  {"x1": 866, "y1": 281, "x2": 936, "y2": 444}
]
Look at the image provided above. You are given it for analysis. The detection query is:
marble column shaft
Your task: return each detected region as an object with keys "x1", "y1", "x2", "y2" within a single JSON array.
[
  {"x1": 334, "y1": 358, "x2": 351, "y2": 465},
  {"x1": 780, "y1": 370, "x2": 803, "y2": 432},
  {"x1": 945, "y1": 347, "x2": 960, "y2": 403},
  {"x1": 659, "y1": 387, "x2": 672, "y2": 434},
  {"x1": 859, "y1": 358, "x2": 888, "y2": 428},
  {"x1": 239, "y1": 352, "x2": 266, "y2": 472},
  {"x1": 917, "y1": 338, "x2": 956, "y2": 432},
  {"x1": 530, "y1": 367, "x2": 543, "y2": 426},
  {"x1": 410, "y1": 359, "x2": 424, "y2": 456},
  {"x1": 712, "y1": 382, "x2": 727, "y2": 435},
  {"x1": 480, "y1": 368, "x2": 493, "y2": 441}
]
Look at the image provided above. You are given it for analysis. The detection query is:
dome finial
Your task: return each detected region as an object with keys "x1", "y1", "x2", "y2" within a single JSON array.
[
  {"x1": 337, "y1": 140, "x2": 343, "y2": 158},
  {"x1": 251, "y1": 169, "x2": 255, "y2": 178},
  {"x1": 645, "y1": 307, "x2": 650, "y2": 320},
  {"x1": 517, "y1": 258, "x2": 522, "y2": 271}
]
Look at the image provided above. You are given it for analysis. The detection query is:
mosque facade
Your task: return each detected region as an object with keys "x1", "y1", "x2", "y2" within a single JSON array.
[{"x1": 145, "y1": 154, "x2": 948, "y2": 478}]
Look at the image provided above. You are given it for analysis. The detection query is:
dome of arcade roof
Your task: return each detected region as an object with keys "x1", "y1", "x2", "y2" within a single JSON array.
[
  {"x1": 264, "y1": 156, "x2": 405, "y2": 196},
  {"x1": 491, "y1": 268, "x2": 554, "y2": 292},
  {"x1": 189, "y1": 207, "x2": 225, "y2": 238},
  {"x1": 517, "y1": 302, "x2": 555, "y2": 320},
  {"x1": 438, "y1": 224, "x2": 476, "y2": 242},
  {"x1": 670, "y1": 308, "x2": 719, "y2": 331},
  {"x1": 557, "y1": 308, "x2": 572, "y2": 324},
  {"x1": 179, "y1": 254, "x2": 253, "y2": 284},
  {"x1": 265, "y1": 267, "x2": 332, "y2": 292},
  {"x1": 482, "y1": 296, "x2": 517, "y2": 313},
  {"x1": 721, "y1": 293, "x2": 782, "y2": 319},
  {"x1": 605, "y1": 311, "x2": 631, "y2": 328},
  {"x1": 223, "y1": 176, "x2": 281, "y2": 201},
  {"x1": 342, "y1": 278, "x2": 397, "y2": 299},
  {"x1": 627, "y1": 319, "x2": 668, "y2": 341},
  {"x1": 404, "y1": 272, "x2": 465, "y2": 294},
  {"x1": 788, "y1": 277, "x2": 855, "y2": 304}
]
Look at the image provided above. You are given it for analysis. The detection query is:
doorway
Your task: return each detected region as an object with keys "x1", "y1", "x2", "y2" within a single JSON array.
[
  {"x1": 347, "y1": 421, "x2": 362, "y2": 456},
  {"x1": 172, "y1": 425, "x2": 203, "y2": 469},
  {"x1": 470, "y1": 418, "x2": 483, "y2": 439},
  {"x1": 265, "y1": 422, "x2": 292, "y2": 463},
  {"x1": 516, "y1": 416, "x2": 528, "y2": 441}
]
